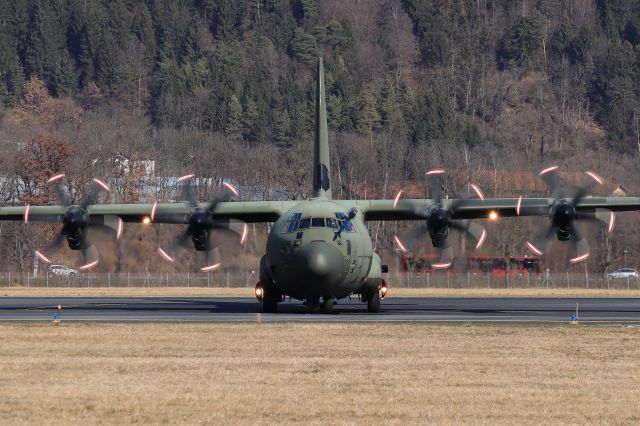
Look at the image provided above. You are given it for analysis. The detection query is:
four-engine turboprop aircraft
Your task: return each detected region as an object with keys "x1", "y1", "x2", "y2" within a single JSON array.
[{"x1": 3, "y1": 58, "x2": 640, "y2": 313}]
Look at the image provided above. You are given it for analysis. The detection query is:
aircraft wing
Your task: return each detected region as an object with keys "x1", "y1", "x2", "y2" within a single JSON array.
[
  {"x1": 0, "y1": 201, "x2": 297, "y2": 224},
  {"x1": 349, "y1": 197, "x2": 640, "y2": 221}
]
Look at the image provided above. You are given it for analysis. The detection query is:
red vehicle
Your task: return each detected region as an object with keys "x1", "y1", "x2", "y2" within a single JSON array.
[{"x1": 400, "y1": 254, "x2": 541, "y2": 277}]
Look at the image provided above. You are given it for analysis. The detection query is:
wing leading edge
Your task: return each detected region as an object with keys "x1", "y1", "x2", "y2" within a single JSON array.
[
  {"x1": 3, "y1": 197, "x2": 640, "y2": 224},
  {"x1": 0, "y1": 201, "x2": 297, "y2": 224},
  {"x1": 351, "y1": 197, "x2": 640, "y2": 222}
]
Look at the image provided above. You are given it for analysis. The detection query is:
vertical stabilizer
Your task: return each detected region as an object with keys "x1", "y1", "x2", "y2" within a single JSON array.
[{"x1": 313, "y1": 58, "x2": 332, "y2": 199}]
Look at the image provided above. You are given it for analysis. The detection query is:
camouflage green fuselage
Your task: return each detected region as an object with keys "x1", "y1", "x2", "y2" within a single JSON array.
[{"x1": 265, "y1": 199, "x2": 382, "y2": 300}]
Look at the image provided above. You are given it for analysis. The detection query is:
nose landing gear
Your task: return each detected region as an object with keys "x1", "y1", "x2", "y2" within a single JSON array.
[{"x1": 321, "y1": 296, "x2": 336, "y2": 314}]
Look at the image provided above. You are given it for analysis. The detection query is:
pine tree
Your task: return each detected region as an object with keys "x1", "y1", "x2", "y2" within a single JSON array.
[
  {"x1": 357, "y1": 93, "x2": 382, "y2": 136},
  {"x1": 224, "y1": 94, "x2": 242, "y2": 135},
  {"x1": 290, "y1": 27, "x2": 317, "y2": 67}
]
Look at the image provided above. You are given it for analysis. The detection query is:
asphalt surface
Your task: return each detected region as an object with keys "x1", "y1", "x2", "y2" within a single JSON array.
[{"x1": 1, "y1": 296, "x2": 640, "y2": 323}]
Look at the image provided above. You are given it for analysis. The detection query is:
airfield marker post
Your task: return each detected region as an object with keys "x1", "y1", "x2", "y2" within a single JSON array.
[{"x1": 187, "y1": 272, "x2": 190, "y2": 287}]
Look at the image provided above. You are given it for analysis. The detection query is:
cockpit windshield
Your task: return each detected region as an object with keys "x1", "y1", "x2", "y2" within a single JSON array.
[{"x1": 281, "y1": 215, "x2": 346, "y2": 233}]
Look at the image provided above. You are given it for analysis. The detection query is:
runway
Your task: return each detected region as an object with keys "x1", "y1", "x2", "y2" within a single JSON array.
[{"x1": 1, "y1": 296, "x2": 640, "y2": 323}]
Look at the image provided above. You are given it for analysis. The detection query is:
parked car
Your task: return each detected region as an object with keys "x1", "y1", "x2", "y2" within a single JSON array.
[
  {"x1": 47, "y1": 264, "x2": 79, "y2": 277},
  {"x1": 607, "y1": 268, "x2": 639, "y2": 279}
]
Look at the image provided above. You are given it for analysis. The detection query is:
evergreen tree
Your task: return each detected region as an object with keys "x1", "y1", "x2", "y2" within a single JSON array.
[
  {"x1": 357, "y1": 93, "x2": 382, "y2": 136},
  {"x1": 290, "y1": 27, "x2": 317, "y2": 67},
  {"x1": 224, "y1": 94, "x2": 242, "y2": 135}
]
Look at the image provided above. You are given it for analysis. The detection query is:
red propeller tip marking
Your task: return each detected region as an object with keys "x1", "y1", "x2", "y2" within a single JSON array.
[
  {"x1": 516, "y1": 196, "x2": 522, "y2": 216},
  {"x1": 24, "y1": 205, "x2": 30, "y2": 223},
  {"x1": 93, "y1": 178, "x2": 110, "y2": 191},
  {"x1": 116, "y1": 218, "x2": 124, "y2": 240},
  {"x1": 47, "y1": 174, "x2": 65, "y2": 184},
  {"x1": 526, "y1": 241, "x2": 544, "y2": 256},
  {"x1": 475, "y1": 229, "x2": 487, "y2": 250},
  {"x1": 426, "y1": 169, "x2": 446, "y2": 176},
  {"x1": 201, "y1": 263, "x2": 222, "y2": 272},
  {"x1": 608, "y1": 212, "x2": 615, "y2": 233},
  {"x1": 432, "y1": 262, "x2": 452, "y2": 270},
  {"x1": 585, "y1": 171, "x2": 604, "y2": 185},
  {"x1": 469, "y1": 184, "x2": 485, "y2": 200},
  {"x1": 240, "y1": 224, "x2": 248, "y2": 244},
  {"x1": 35, "y1": 250, "x2": 52, "y2": 264},
  {"x1": 79, "y1": 259, "x2": 99, "y2": 271},
  {"x1": 151, "y1": 202, "x2": 158, "y2": 222},
  {"x1": 539, "y1": 166, "x2": 559, "y2": 176},
  {"x1": 393, "y1": 236, "x2": 408, "y2": 253},
  {"x1": 177, "y1": 174, "x2": 195, "y2": 183},
  {"x1": 393, "y1": 190, "x2": 404, "y2": 208},
  {"x1": 570, "y1": 253, "x2": 590, "y2": 263},
  {"x1": 158, "y1": 248, "x2": 175, "y2": 262},
  {"x1": 223, "y1": 182, "x2": 239, "y2": 196}
]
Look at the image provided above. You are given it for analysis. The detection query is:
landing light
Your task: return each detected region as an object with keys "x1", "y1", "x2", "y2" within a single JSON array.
[
  {"x1": 488, "y1": 210, "x2": 499, "y2": 221},
  {"x1": 254, "y1": 283, "x2": 264, "y2": 302},
  {"x1": 380, "y1": 281, "x2": 389, "y2": 299},
  {"x1": 142, "y1": 216, "x2": 151, "y2": 225}
]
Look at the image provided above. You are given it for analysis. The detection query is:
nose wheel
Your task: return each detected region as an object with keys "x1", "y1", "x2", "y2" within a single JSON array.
[{"x1": 321, "y1": 296, "x2": 335, "y2": 314}]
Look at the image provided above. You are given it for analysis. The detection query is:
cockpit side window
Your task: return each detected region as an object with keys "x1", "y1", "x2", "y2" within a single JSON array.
[
  {"x1": 281, "y1": 213, "x2": 302, "y2": 233},
  {"x1": 334, "y1": 212, "x2": 355, "y2": 232}
]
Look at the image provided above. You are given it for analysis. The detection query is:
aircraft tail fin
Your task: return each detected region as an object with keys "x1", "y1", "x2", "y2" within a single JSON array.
[{"x1": 313, "y1": 57, "x2": 331, "y2": 199}]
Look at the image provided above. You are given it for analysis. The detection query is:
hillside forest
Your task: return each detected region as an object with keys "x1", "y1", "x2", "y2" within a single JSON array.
[{"x1": 0, "y1": 0, "x2": 639, "y2": 275}]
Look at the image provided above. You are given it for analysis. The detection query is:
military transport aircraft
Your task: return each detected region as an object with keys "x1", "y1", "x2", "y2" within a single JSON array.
[{"x1": 2, "y1": 58, "x2": 640, "y2": 313}]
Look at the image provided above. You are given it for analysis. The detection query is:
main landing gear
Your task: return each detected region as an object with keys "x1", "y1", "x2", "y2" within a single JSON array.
[
  {"x1": 255, "y1": 282, "x2": 281, "y2": 313},
  {"x1": 363, "y1": 280, "x2": 388, "y2": 313}
]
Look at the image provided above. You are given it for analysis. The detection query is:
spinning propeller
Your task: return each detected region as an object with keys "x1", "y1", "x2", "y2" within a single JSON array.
[
  {"x1": 393, "y1": 169, "x2": 487, "y2": 269},
  {"x1": 26, "y1": 174, "x2": 123, "y2": 270},
  {"x1": 154, "y1": 174, "x2": 248, "y2": 272},
  {"x1": 522, "y1": 166, "x2": 615, "y2": 263}
]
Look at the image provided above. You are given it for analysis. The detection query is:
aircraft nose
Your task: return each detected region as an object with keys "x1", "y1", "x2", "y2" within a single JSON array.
[{"x1": 302, "y1": 241, "x2": 342, "y2": 277}]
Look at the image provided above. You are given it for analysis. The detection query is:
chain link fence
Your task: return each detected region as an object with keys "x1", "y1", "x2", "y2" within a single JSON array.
[{"x1": 1, "y1": 271, "x2": 639, "y2": 290}]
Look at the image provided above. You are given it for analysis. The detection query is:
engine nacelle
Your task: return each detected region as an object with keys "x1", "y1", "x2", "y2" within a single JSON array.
[{"x1": 427, "y1": 209, "x2": 450, "y2": 248}]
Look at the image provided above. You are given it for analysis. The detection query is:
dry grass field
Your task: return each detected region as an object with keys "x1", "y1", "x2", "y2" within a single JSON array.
[
  {"x1": 1, "y1": 323, "x2": 639, "y2": 424},
  {"x1": 2, "y1": 286, "x2": 640, "y2": 298}
]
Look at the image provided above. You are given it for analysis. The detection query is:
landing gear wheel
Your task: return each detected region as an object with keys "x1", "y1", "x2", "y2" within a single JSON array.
[
  {"x1": 262, "y1": 286, "x2": 279, "y2": 313},
  {"x1": 367, "y1": 290, "x2": 381, "y2": 313},
  {"x1": 321, "y1": 297, "x2": 335, "y2": 314},
  {"x1": 305, "y1": 297, "x2": 320, "y2": 313}
]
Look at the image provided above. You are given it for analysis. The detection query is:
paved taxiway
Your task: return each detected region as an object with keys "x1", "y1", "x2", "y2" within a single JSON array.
[{"x1": 1, "y1": 296, "x2": 640, "y2": 323}]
